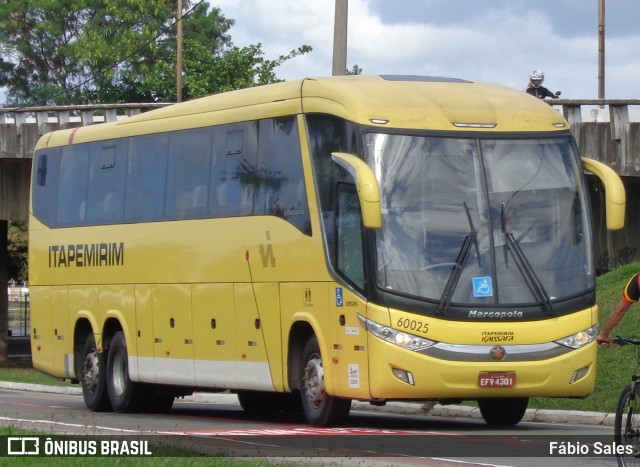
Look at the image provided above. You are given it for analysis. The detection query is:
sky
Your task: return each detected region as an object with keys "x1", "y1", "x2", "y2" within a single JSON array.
[{"x1": 214, "y1": 0, "x2": 640, "y2": 99}]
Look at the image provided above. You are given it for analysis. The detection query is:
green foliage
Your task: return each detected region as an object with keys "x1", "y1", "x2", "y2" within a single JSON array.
[
  {"x1": 7, "y1": 221, "x2": 28, "y2": 282},
  {"x1": 346, "y1": 64, "x2": 363, "y2": 75},
  {"x1": 0, "y1": 1, "x2": 311, "y2": 105}
]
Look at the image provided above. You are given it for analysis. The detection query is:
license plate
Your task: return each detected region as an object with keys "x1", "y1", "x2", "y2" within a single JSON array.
[{"x1": 478, "y1": 372, "x2": 516, "y2": 388}]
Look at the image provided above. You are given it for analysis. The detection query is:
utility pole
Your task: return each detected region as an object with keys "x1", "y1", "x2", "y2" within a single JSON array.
[
  {"x1": 176, "y1": 0, "x2": 184, "y2": 102},
  {"x1": 598, "y1": 0, "x2": 605, "y2": 99},
  {"x1": 332, "y1": 0, "x2": 348, "y2": 76}
]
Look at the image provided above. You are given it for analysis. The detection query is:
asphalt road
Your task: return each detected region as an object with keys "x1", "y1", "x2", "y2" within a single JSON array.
[{"x1": 0, "y1": 382, "x2": 622, "y2": 466}]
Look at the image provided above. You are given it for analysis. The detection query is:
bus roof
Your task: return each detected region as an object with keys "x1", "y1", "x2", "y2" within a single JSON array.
[{"x1": 38, "y1": 75, "x2": 569, "y2": 149}]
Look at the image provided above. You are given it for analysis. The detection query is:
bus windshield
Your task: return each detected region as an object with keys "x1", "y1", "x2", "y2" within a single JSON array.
[{"x1": 366, "y1": 133, "x2": 593, "y2": 307}]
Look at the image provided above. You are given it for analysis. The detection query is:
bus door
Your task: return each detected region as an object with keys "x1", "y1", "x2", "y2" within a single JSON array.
[{"x1": 330, "y1": 182, "x2": 370, "y2": 398}]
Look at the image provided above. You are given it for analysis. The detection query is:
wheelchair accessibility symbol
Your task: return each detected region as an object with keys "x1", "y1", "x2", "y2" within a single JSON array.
[{"x1": 472, "y1": 276, "x2": 493, "y2": 297}]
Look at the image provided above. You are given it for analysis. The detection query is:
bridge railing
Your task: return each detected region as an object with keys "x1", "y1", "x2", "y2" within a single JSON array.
[
  {"x1": 549, "y1": 99, "x2": 640, "y2": 141},
  {"x1": 1, "y1": 99, "x2": 640, "y2": 127},
  {"x1": 0, "y1": 102, "x2": 170, "y2": 127}
]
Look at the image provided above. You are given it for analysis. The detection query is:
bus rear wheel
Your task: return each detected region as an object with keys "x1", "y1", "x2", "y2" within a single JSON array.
[
  {"x1": 80, "y1": 334, "x2": 111, "y2": 412},
  {"x1": 300, "y1": 335, "x2": 351, "y2": 427},
  {"x1": 478, "y1": 397, "x2": 529, "y2": 426},
  {"x1": 106, "y1": 331, "x2": 148, "y2": 413}
]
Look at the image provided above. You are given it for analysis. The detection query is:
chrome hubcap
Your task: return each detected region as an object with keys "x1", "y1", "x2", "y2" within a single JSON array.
[
  {"x1": 112, "y1": 350, "x2": 126, "y2": 397},
  {"x1": 303, "y1": 354, "x2": 324, "y2": 408},
  {"x1": 83, "y1": 351, "x2": 99, "y2": 394}
]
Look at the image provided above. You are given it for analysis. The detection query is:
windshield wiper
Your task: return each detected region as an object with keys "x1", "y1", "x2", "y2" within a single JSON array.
[
  {"x1": 436, "y1": 202, "x2": 477, "y2": 315},
  {"x1": 463, "y1": 201, "x2": 481, "y2": 268},
  {"x1": 500, "y1": 205, "x2": 553, "y2": 315}
]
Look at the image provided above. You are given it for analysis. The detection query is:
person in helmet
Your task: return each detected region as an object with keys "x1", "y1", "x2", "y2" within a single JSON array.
[{"x1": 525, "y1": 70, "x2": 559, "y2": 99}]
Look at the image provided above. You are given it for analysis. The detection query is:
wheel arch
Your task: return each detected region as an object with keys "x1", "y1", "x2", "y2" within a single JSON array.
[
  {"x1": 73, "y1": 318, "x2": 94, "y2": 380},
  {"x1": 73, "y1": 314, "x2": 128, "y2": 372},
  {"x1": 287, "y1": 321, "x2": 316, "y2": 392},
  {"x1": 102, "y1": 317, "x2": 125, "y2": 353}
]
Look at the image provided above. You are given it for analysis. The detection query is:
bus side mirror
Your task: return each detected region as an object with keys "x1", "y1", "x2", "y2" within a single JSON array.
[
  {"x1": 581, "y1": 157, "x2": 626, "y2": 230},
  {"x1": 331, "y1": 152, "x2": 382, "y2": 229}
]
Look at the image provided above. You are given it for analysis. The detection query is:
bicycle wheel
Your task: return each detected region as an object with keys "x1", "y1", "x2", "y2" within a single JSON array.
[{"x1": 614, "y1": 383, "x2": 640, "y2": 466}]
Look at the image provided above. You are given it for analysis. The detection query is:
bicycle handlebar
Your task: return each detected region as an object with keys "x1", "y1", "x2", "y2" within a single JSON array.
[{"x1": 611, "y1": 336, "x2": 640, "y2": 346}]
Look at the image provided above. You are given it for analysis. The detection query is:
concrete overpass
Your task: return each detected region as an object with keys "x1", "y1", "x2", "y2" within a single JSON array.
[
  {"x1": 6, "y1": 99, "x2": 639, "y2": 265},
  {"x1": 0, "y1": 103, "x2": 166, "y2": 358},
  {"x1": 0, "y1": 99, "x2": 639, "y2": 355}
]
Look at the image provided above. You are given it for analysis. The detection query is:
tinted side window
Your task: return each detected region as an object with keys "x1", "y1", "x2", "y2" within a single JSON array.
[
  {"x1": 86, "y1": 140, "x2": 127, "y2": 225},
  {"x1": 57, "y1": 145, "x2": 89, "y2": 227},
  {"x1": 337, "y1": 183, "x2": 365, "y2": 290},
  {"x1": 256, "y1": 117, "x2": 310, "y2": 235},
  {"x1": 165, "y1": 128, "x2": 213, "y2": 220},
  {"x1": 307, "y1": 115, "x2": 358, "y2": 214},
  {"x1": 211, "y1": 122, "x2": 258, "y2": 217},
  {"x1": 32, "y1": 149, "x2": 60, "y2": 227},
  {"x1": 125, "y1": 134, "x2": 169, "y2": 223},
  {"x1": 36, "y1": 117, "x2": 310, "y2": 229},
  {"x1": 307, "y1": 115, "x2": 360, "y2": 253}
]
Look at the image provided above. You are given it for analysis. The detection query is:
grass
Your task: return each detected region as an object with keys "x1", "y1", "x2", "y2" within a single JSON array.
[
  {"x1": 0, "y1": 360, "x2": 73, "y2": 387},
  {"x1": 3, "y1": 264, "x2": 640, "y2": 417}
]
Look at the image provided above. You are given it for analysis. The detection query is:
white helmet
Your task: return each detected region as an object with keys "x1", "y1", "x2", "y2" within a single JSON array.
[{"x1": 530, "y1": 69, "x2": 544, "y2": 86}]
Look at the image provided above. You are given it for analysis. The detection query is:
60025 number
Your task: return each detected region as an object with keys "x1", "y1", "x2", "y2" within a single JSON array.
[{"x1": 396, "y1": 318, "x2": 429, "y2": 334}]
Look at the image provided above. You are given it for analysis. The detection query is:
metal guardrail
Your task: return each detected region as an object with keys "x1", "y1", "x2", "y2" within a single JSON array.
[{"x1": 7, "y1": 287, "x2": 29, "y2": 337}]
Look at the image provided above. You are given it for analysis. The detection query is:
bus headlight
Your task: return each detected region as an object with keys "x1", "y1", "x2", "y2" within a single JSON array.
[
  {"x1": 357, "y1": 314, "x2": 435, "y2": 352},
  {"x1": 554, "y1": 324, "x2": 599, "y2": 349}
]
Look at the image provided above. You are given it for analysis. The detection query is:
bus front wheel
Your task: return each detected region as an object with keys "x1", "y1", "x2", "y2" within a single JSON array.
[
  {"x1": 80, "y1": 334, "x2": 111, "y2": 412},
  {"x1": 300, "y1": 335, "x2": 351, "y2": 427},
  {"x1": 478, "y1": 397, "x2": 529, "y2": 426},
  {"x1": 106, "y1": 331, "x2": 148, "y2": 413}
]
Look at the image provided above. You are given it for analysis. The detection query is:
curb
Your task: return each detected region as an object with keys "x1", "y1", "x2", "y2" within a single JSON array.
[{"x1": 0, "y1": 381, "x2": 613, "y2": 427}]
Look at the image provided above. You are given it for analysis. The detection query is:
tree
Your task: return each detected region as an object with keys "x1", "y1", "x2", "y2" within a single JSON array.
[
  {"x1": 0, "y1": 0, "x2": 90, "y2": 105},
  {"x1": 7, "y1": 222, "x2": 27, "y2": 283},
  {"x1": 0, "y1": 0, "x2": 311, "y2": 105},
  {"x1": 347, "y1": 64, "x2": 363, "y2": 75}
]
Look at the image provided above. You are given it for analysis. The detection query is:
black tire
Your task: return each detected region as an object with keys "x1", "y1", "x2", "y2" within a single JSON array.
[
  {"x1": 79, "y1": 333, "x2": 111, "y2": 412},
  {"x1": 478, "y1": 397, "x2": 528, "y2": 427},
  {"x1": 299, "y1": 335, "x2": 351, "y2": 427},
  {"x1": 614, "y1": 383, "x2": 640, "y2": 466},
  {"x1": 237, "y1": 390, "x2": 303, "y2": 414},
  {"x1": 106, "y1": 331, "x2": 148, "y2": 413}
]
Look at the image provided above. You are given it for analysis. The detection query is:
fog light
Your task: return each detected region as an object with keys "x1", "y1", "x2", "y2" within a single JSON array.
[
  {"x1": 392, "y1": 368, "x2": 415, "y2": 386},
  {"x1": 570, "y1": 365, "x2": 590, "y2": 384}
]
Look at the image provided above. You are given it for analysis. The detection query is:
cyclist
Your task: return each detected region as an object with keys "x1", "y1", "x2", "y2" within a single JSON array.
[
  {"x1": 525, "y1": 70, "x2": 559, "y2": 99},
  {"x1": 596, "y1": 272, "x2": 640, "y2": 346}
]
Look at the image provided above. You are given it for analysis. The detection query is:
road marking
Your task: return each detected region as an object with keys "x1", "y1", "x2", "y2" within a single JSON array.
[
  {"x1": 156, "y1": 427, "x2": 454, "y2": 437},
  {"x1": 0, "y1": 416, "x2": 142, "y2": 434}
]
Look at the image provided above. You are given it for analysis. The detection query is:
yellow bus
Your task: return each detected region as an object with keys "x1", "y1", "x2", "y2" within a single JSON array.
[{"x1": 29, "y1": 75, "x2": 625, "y2": 427}]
